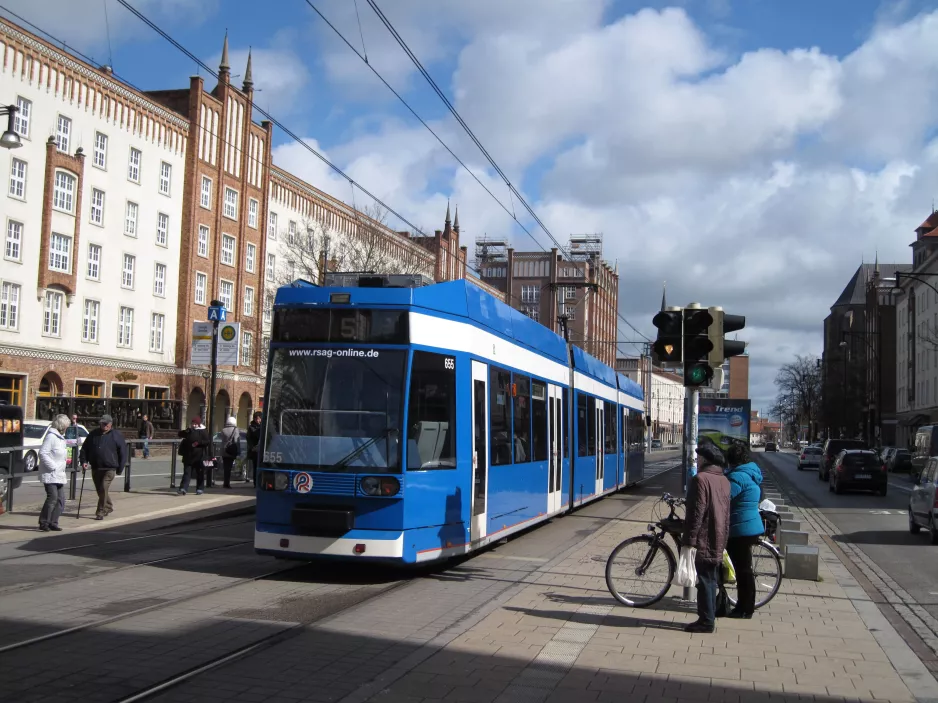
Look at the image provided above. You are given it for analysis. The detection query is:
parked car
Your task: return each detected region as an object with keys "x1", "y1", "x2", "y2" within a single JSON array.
[
  {"x1": 888, "y1": 449, "x2": 913, "y2": 474},
  {"x1": 22, "y1": 420, "x2": 88, "y2": 472},
  {"x1": 910, "y1": 457, "x2": 938, "y2": 543},
  {"x1": 651, "y1": 439, "x2": 662, "y2": 449},
  {"x1": 913, "y1": 426, "x2": 938, "y2": 478},
  {"x1": 765, "y1": 442, "x2": 778, "y2": 452},
  {"x1": 829, "y1": 449, "x2": 887, "y2": 496},
  {"x1": 797, "y1": 446, "x2": 822, "y2": 470},
  {"x1": 818, "y1": 438, "x2": 867, "y2": 481}
]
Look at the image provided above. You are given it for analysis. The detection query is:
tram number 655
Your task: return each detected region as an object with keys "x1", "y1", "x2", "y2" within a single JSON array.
[
  {"x1": 264, "y1": 451, "x2": 284, "y2": 463},
  {"x1": 444, "y1": 357, "x2": 455, "y2": 370}
]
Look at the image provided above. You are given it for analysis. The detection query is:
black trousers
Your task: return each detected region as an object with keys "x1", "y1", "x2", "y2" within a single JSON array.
[
  {"x1": 726, "y1": 535, "x2": 761, "y2": 615},
  {"x1": 181, "y1": 463, "x2": 205, "y2": 493},
  {"x1": 222, "y1": 457, "x2": 235, "y2": 487}
]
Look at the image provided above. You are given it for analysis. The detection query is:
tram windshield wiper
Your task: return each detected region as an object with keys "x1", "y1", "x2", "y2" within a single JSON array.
[{"x1": 329, "y1": 427, "x2": 400, "y2": 472}]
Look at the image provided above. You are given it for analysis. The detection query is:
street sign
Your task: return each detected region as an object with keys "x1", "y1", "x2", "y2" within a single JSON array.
[
  {"x1": 190, "y1": 321, "x2": 240, "y2": 365},
  {"x1": 208, "y1": 306, "x2": 227, "y2": 322},
  {"x1": 190, "y1": 321, "x2": 213, "y2": 365}
]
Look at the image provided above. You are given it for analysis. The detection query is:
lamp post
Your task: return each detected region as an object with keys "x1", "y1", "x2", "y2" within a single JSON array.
[{"x1": 0, "y1": 105, "x2": 22, "y2": 150}]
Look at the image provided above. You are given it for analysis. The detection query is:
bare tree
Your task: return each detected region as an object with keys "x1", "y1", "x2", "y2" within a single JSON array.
[{"x1": 773, "y1": 355, "x2": 822, "y2": 441}]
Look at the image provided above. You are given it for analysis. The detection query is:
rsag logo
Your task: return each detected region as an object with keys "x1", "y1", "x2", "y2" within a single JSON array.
[{"x1": 293, "y1": 472, "x2": 313, "y2": 494}]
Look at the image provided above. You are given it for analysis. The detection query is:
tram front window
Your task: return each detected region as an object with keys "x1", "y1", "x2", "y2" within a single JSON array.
[{"x1": 264, "y1": 348, "x2": 405, "y2": 472}]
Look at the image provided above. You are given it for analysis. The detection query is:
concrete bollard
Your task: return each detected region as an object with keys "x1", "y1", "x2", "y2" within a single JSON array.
[
  {"x1": 779, "y1": 530, "x2": 809, "y2": 551},
  {"x1": 784, "y1": 545, "x2": 820, "y2": 580},
  {"x1": 781, "y1": 519, "x2": 802, "y2": 532}
]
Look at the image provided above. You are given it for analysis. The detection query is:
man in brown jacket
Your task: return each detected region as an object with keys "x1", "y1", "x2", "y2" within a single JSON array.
[{"x1": 682, "y1": 443, "x2": 731, "y2": 633}]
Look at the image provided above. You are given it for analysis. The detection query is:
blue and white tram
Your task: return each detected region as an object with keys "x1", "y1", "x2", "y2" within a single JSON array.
[{"x1": 254, "y1": 276, "x2": 645, "y2": 564}]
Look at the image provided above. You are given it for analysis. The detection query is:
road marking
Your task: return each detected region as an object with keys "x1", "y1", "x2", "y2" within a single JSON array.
[
  {"x1": 888, "y1": 482, "x2": 913, "y2": 494},
  {"x1": 870, "y1": 510, "x2": 896, "y2": 515}
]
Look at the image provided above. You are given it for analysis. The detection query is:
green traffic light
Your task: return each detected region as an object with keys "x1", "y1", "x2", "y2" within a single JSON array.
[{"x1": 688, "y1": 366, "x2": 708, "y2": 384}]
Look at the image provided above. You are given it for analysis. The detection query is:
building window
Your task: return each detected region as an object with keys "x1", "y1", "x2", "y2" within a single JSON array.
[
  {"x1": 55, "y1": 115, "x2": 71, "y2": 153},
  {"x1": 0, "y1": 282, "x2": 20, "y2": 331},
  {"x1": 82, "y1": 299, "x2": 99, "y2": 343},
  {"x1": 153, "y1": 263, "x2": 166, "y2": 297},
  {"x1": 128, "y1": 147, "x2": 141, "y2": 183},
  {"x1": 221, "y1": 234, "x2": 235, "y2": 266},
  {"x1": 150, "y1": 313, "x2": 165, "y2": 352},
  {"x1": 243, "y1": 286, "x2": 254, "y2": 316},
  {"x1": 8, "y1": 158, "x2": 26, "y2": 199},
  {"x1": 122, "y1": 253, "x2": 135, "y2": 289},
  {"x1": 43, "y1": 290, "x2": 63, "y2": 337},
  {"x1": 195, "y1": 272, "x2": 207, "y2": 305},
  {"x1": 197, "y1": 225, "x2": 209, "y2": 257},
  {"x1": 288, "y1": 220, "x2": 296, "y2": 244},
  {"x1": 524, "y1": 306, "x2": 539, "y2": 321},
  {"x1": 264, "y1": 294, "x2": 272, "y2": 324},
  {"x1": 49, "y1": 233, "x2": 71, "y2": 273},
  {"x1": 241, "y1": 331, "x2": 253, "y2": 366},
  {"x1": 156, "y1": 212, "x2": 169, "y2": 247},
  {"x1": 268, "y1": 212, "x2": 277, "y2": 239},
  {"x1": 93, "y1": 132, "x2": 108, "y2": 169},
  {"x1": 89, "y1": 189, "x2": 105, "y2": 225},
  {"x1": 248, "y1": 198, "x2": 258, "y2": 228},
  {"x1": 117, "y1": 306, "x2": 134, "y2": 347},
  {"x1": 5, "y1": 221, "x2": 22, "y2": 261},
  {"x1": 75, "y1": 381, "x2": 104, "y2": 398},
  {"x1": 159, "y1": 162, "x2": 171, "y2": 195},
  {"x1": 266, "y1": 253, "x2": 276, "y2": 281},
  {"x1": 87, "y1": 244, "x2": 101, "y2": 280},
  {"x1": 565, "y1": 286, "x2": 576, "y2": 300},
  {"x1": 521, "y1": 285, "x2": 539, "y2": 303},
  {"x1": 406, "y1": 351, "x2": 457, "y2": 470},
  {"x1": 219, "y1": 280, "x2": 233, "y2": 311},
  {"x1": 200, "y1": 175, "x2": 212, "y2": 208},
  {"x1": 261, "y1": 335, "x2": 270, "y2": 367},
  {"x1": 223, "y1": 187, "x2": 238, "y2": 219},
  {"x1": 52, "y1": 171, "x2": 75, "y2": 212},
  {"x1": 14, "y1": 97, "x2": 30, "y2": 138},
  {"x1": 246, "y1": 243, "x2": 256, "y2": 273},
  {"x1": 124, "y1": 201, "x2": 138, "y2": 237}
]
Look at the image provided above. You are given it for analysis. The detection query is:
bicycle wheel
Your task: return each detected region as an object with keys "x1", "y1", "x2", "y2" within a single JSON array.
[
  {"x1": 724, "y1": 540, "x2": 782, "y2": 610},
  {"x1": 606, "y1": 535, "x2": 676, "y2": 608}
]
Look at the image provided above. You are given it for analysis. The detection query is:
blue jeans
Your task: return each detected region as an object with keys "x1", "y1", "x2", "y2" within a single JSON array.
[
  {"x1": 696, "y1": 560, "x2": 720, "y2": 627},
  {"x1": 141, "y1": 440, "x2": 150, "y2": 458}
]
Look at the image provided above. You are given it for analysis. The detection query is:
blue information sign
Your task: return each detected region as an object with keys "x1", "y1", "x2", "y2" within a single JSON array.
[{"x1": 207, "y1": 306, "x2": 227, "y2": 322}]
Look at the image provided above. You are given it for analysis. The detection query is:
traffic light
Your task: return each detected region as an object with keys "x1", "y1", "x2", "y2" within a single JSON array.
[
  {"x1": 652, "y1": 309, "x2": 683, "y2": 364},
  {"x1": 683, "y1": 307, "x2": 714, "y2": 386},
  {"x1": 708, "y1": 308, "x2": 747, "y2": 366}
]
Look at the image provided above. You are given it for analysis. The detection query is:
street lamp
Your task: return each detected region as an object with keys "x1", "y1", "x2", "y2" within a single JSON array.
[{"x1": 0, "y1": 105, "x2": 22, "y2": 150}]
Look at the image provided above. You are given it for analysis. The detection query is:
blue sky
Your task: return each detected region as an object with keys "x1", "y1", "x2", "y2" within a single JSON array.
[{"x1": 6, "y1": 0, "x2": 938, "y2": 412}]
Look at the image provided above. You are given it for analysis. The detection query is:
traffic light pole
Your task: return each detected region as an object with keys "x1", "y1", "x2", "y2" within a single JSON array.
[{"x1": 682, "y1": 385, "x2": 700, "y2": 602}]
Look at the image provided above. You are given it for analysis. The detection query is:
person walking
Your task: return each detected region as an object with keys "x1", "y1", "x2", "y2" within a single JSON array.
[
  {"x1": 138, "y1": 414, "x2": 154, "y2": 459},
  {"x1": 723, "y1": 444, "x2": 765, "y2": 619},
  {"x1": 246, "y1": 411, "x2": 262, "y2": 484},
  {"x1": 178, "y1": 416, "x2": 211, "y2": 496},
  {"x1": 219, "y1": 417, "x2": 240, "y2": 489},
  {"x1": 38, "y1": 414, "x2": 70, "y2": 532},
  {"x1": 78, "y1": 414, "x2": 128, "y2": 521},
  {"x1": 682, "y1": 443, "x2": 731, "y2": 633}
]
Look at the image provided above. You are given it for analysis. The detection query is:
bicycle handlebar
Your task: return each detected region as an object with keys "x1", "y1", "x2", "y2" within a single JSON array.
[{"x1": 661, "y1": 492, "x2": 685, "y2": 506}]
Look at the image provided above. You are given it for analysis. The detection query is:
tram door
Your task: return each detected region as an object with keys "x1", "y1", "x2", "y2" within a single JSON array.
[
  {"x1": 622, "y1": 407, "x2": 630, "y2": 486},
  {"x1": 547, "y1": 384, "x2": 563, "y2": 514},
  {"x1": 470, "y1": 361, "x2": 489, "y2": 543},
  {"x1": 595, "y1": 401, "x2": 605, "y2": 495}
]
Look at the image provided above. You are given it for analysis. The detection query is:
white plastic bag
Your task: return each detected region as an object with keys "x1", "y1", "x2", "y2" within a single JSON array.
[
  {"x1": 759, "y1": 499, "x2": 777, "y2": 512},
  {"x1": 676, "y1": 546, "x2": 698, "y2": 587}
]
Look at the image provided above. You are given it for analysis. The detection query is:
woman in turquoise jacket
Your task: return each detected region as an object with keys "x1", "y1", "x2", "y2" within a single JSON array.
[{"x1": 724, "y1": 444, "x2": 764, "y2": 619}]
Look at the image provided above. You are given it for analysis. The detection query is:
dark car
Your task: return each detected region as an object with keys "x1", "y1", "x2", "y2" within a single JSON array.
[
  {"x1": 819, "y1": 438, "x2": 867, "y2": 481},
  {"x1": 889, "y1": 449, "x2": 913, "y2": 474},
  {"x1": 829, "y1": 450, "x2": 887, "y2": 496},
  {"x1": 765, "y1": 442, "x2": 778, "y2": 452}
]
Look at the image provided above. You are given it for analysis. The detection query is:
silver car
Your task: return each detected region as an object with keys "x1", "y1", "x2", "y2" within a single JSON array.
[
  {"x1": 910, "y1": 457, "x2": 938, "y2": 543},
  {"x1": 797, "y1": 446, "x2": 822, "y2": 470}
]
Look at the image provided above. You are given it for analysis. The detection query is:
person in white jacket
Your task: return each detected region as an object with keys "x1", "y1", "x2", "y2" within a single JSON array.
[{"x1": 39, "y1": 414, "x2": 70, "y2": 531}]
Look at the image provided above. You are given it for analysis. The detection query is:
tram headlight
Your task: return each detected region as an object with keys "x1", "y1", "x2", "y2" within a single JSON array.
[
  {"x1": 274, "y1": 472, "x2": 289, "y2": 491},
  {"x1": 360, "y1": 476, "x2": 400, "y2": 497},
  {"x1": 260, "y1": 471, "x2": 290, "y2": 491}
]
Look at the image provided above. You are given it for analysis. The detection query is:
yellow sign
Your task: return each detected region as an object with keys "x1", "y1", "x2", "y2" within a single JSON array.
[{"x1": 220, "y1": 324, "x2": 237, "y2": 342}]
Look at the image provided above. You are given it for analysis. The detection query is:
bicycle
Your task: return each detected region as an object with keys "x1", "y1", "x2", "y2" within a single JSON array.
[{"x1": 605, "y1": 493, "x2": 783, "y2": 609}]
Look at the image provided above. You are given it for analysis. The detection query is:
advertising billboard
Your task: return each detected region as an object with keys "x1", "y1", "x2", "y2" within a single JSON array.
[{"x1": 697, "y1": 398, "x2": 751, "y2": 454}]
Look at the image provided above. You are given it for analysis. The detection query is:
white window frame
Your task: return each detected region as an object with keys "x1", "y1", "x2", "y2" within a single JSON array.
[
  {"x1": 82, "y1": 299, "x2": 99, "y2": 343},
  {"x1": 246, "y1": 243, "x2": 256, "y2": 273},
  {"x1": 149, "y1": 313, "x2": 165, "y2": 353},
  {"x1": 264, "y1": 294, "x2": 272, "y2": 324},
  {"x1": 218, "y1": 279, "x2": 234, "y2": 312},
  {"x1": 5, "y1": 220, "x2": 22, "y2": 262},
  {"x1": 156, "y1": 212, "x2": 169, "y2": 247},
  {"x1": 197, "y1": 224, "x2": 209, "y2": 258},
  {"x1": 200, "y1": 175, "x2": 212, "y2": 209},
  {"x1": 42, "y1": 290, "x2": 63, "y2": 337},
  {"x1": 86, "y1": 243, "x2": 101, "y2": 281},
  {"x1": 153, "y1": 262, "x2": 167, "y2": 298},
  {"x1": 14, "y1": 96, "x2": 30, "y2": 138},
  {"x1": 243, "y1": 286, "x2": 254, "y2": 316},
  {"x1": 0, "y1": 282, "x2": 21, "y2": 331},
  {"x1": 268, "y1": 212, "x2": 278, "y2": 239},
  {"x1": 121, "y1": 253, "x2": 136, "y2": 290},
  {"x1": 93, "y1": 132, "x2": 108, "y2": 169},
  {"x1": 49, "y1": 233, "x2": 71, "y2": 274},
  {"x1": 8, "y1": 158, "x2": 26, "y2": 200},
  {"x1": 223, "y1": 187, "x2": 238, "y2": 220},
  {"x1": 241, "y1": 331, "x2": 254, "y2": 366},
  {"x1": 221, "y1": 234, "x2": 236, "y2": 266},
  {"x1": 117, "y1": 306, "x2": 134, "y2": 348},
  {"x1": 288, "y1": 220, "x2": 297, "y2": 244},
  {"x1": 128, "y1": 147, "x2": 141, "y2": 183},
  {"x1": 52, "y1": 170, "x2": 75, "y2": 213},
  {"x1": 159, "y1": 162, "x2": 171, "y2": 196},
  {"x1": 248, "y1": 198, "x2": 258, "y2": 228},
  {"x1": 194, "y1": 272, "x2": 207, "y2": 306},
  {"x1": 55, "y1": 115, "x2": 71, "y2": 153},
  {"x1": 266, "y1": 253, "x2": 276, "y2": 281},
  {"x1": 124, "y1": 201, "x2": 138, "y2": 237},
  {"x1": 90, "y1": 188, "x2": 105, "y2": 226}
]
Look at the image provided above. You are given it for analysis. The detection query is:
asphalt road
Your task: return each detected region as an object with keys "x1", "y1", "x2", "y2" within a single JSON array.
[{"x1": 759, "y1": 449, "x2": 938, "y2": 623}]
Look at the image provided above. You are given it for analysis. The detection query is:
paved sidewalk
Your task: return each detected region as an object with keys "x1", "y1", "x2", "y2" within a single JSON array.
[{"x1": 359, "y1": 490, "x2": 937, "y2": 702}]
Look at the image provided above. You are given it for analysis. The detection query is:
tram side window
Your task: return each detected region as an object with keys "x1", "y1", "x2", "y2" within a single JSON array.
[
  {"x1": 628, "y1": 410, "x2": 644, "y2": 451},
  {"x1": 604, "y1": 401, "x2": 617, "y2": 454},
  {"x1": 490, "y1": 367, "x2": 512, "y2": 466},
  {"x1": 513, "y1": 374, "x2": 531, "y2": 463},
  {"x1": 562, "y1": 388, "x2": 569, "y2": 459},
  {"x1": 577, "y1": 393, "x2": 596, "y2": 457},
  {"x1": 531, "y1": 381, "x2": 548, "y2": 462},
  {"x1": 406, "y1": 351, "x2": 457, "y2": 470}
]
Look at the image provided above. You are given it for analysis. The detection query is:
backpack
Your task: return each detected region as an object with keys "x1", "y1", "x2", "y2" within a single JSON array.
[{"x1": 223, "y1": 429, "x2": 240, "y2": 459}]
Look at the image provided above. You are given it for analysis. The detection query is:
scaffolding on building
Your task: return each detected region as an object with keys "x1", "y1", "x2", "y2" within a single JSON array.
[
  {"x1": 473, "y1": 235, "x2": 508, "y2": 274},
  {"x1": 568, "y1": 234, "x2": 603, "y2": 262}
]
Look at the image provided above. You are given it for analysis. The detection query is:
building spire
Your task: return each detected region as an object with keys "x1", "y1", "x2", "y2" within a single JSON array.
[
  {"x1": 445, "y1": 199, "x2": 451, "y2": 227},
  {"x1": 660, "y1": 281, "x2": 667, "y2": 311},
  {"x1": 219, "y1": 31, "x2": 230, "y2": 74},
  {"x1": 453, "y1": 206, "x2": 459, "y2": 233},
  {"x1": 242, "y1": 48, "x2": 254, "y2": 91}
]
